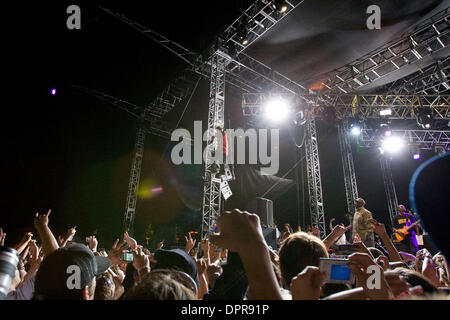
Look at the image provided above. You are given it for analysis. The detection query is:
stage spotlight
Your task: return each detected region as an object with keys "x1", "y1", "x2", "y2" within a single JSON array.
[
  {"x1": 272, "y1": 0, "x2": 288, "y2": 13},
  {"x1": 350, "y1": 125, "x2": 361, "y2": 135},
  {"x1": 416, "y1": 108, "x2": 433, "y2": 129},
  {"x1": 410, "y1": 146, "x2": 421, "y2": 160},
  {"x1": 381, "y1": 136, "x2": 404, "y2": 153},
  {"x1": 379, "y1": 108, "x2": 392, "y2": 116},
  {"x1": 50, "y1": 88, "x2": 56, "y2": 95},
  {"x1": 380, "y1": 123, "x2": 392, "y2": 137},
  {"x1": 294, "y1": 110, "x2": 306, "y2": 126},
  {"x1": 264, "y1": 97, "x2": 290, "y2": 122},
  {"x1": 236, "y1": 24, "x2": 249, "y2": 45}
]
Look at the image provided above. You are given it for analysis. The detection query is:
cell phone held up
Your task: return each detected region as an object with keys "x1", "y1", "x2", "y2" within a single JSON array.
[
  {"x1": 319, "y1": 257, "x2": 356, "y2": 285},
  {"x1": 122, "y1": 252, "x2": 133, "y2": 262}
]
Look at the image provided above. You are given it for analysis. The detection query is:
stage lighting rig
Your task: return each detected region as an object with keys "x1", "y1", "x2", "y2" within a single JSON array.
[
  {"x1": 416, "y1": 108, "x2": 433, "y2": 129},
  {"x1": 349, "y1": 118, "x2": 363, "y2": 136},
  {"x1": 380, "y1": 136, "x2": 404, "y2": 154},
  {"x1": 236, "y1": 19, "x2": 249, "y2": 45},
  {"x1": 380, "y1": 123, "x2": 392, "y2": 137},
  {"x1": 263, "y1": 96, "x2": 291, "y2": 122},
  {"x1": 271, "y1": 0, "x2": 288, "y2": 13},
  {"x1": 410, "y1": 146, "x2": 421, "y2": 160}
]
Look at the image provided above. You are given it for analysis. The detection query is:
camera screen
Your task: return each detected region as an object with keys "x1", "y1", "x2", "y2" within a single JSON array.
[
  {"x1": 330, "y1": 264, "x2": 351, "y2": 280},
  {"x1": 122, "y1": 253, "x2": 133, "y2": 261}
]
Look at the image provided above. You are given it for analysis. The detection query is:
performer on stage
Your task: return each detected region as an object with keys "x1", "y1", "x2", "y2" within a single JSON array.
[
  {"x1": 392, "y1": 205, "x2": 419, "y2": 255},
  {"x1": 352, "y1": 197, "x2": 375, "y2": 247}
]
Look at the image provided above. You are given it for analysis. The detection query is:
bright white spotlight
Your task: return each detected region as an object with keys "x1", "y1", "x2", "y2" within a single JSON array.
[
  {"x1": 264, "y1": 98, "x2": 290, "y2": 122},
  {"x1": 350, "y1": 126, "x2": 361, "y2": 135},
  {"x1": 381, "y1": 136, "x2": 404, "y2": 153},
  {"x1": 379, "y1": 109, "x2": 392, "y2": 116}
]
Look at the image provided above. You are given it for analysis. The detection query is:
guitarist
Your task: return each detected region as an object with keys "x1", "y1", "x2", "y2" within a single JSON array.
[{"x1": 393, "y1": 204, "x2": 419, "y2": 254}]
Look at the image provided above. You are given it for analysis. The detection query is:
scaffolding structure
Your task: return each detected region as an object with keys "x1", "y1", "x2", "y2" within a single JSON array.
[
  {"x1": 95, "y1": 2, "x2": 450, "y2": 238},
  {"x1": 201, "y1": 52, "x2": 227, "y2": 238},
  {"x1": 304, "y1": 118, "x2": 326, "y2": 237},
  {"x1": 338, "y1": 121, "x2": 359, "y2": 219}
]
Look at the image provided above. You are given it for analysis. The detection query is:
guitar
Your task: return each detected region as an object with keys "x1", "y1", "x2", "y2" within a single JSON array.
[{"x1": 393, "y1": 220, "x2": 421, "y2": 241}]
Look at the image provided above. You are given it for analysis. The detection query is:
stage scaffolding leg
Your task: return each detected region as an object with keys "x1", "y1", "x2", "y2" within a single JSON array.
[
  {"x1": 201, "y1": 51, "x2": 226, "y2": 239},
  {"x1": 338, "y1": 121, "x2": 359, "y2": 223},
  {"x1": 380, "y1": 156, "x2": 398, "y2": 226},
  {"x1": 122, "y1": 125, "x2": 146, "y2": 237},
  {"x1": 305, "y1": 118, "x2": 326, "y2": 238}
]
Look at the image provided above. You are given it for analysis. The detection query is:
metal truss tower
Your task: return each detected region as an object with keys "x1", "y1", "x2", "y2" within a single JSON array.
[
  {"x1": 201, "y1": 52, "x2": 227, "y2": 239},
  {"x1": 337, "y1": 121, "x2": 359, "y2": 219},
  {"x1": 379, "y1": 156, "x2": 399, "y2": 226},
  {"x1": 122, "y1": 126, "x2": 146, "y2": 236},
  {"x1": 304, "y1": 117, "x2": 326, "y2": 238}
]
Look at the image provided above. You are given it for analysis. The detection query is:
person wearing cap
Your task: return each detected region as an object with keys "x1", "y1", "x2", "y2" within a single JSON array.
[
  {"x1": 33, "y1": 243, "x2": 111, "y2": 300},
  {"x1": 352, "y1": 197, "x2": 375, "y2": 247}
]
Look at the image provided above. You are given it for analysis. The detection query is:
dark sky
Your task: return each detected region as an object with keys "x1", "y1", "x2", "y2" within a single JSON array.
[{"x1": 3, "y1": 0, "x2": 441, "y2": 249}]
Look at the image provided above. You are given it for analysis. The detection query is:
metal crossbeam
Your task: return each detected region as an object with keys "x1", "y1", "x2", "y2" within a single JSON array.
[
  {"x1": 313, "y1": 8, "x2": 450, "y2": 93},
  {"x1": 304, "y1": 118, "x2": 326, "y2": 238},
  {"x1": 338, "y1": 121, "x2": 359, "y2": 218},
  {"x1": 360, "y1": 129, "x2": 450, "y2": 151},
  {"x1": 201, "y1": 52, "x2": 227, "y2": 239},
  {"x1": 385, "y1": 58, "x2": 450, "y2": 95},
  {"x1": 100, "y1": 6, "x2": 198, "y2": 66},
  {"x1": 69, "y1": 85, "x2": 177, "y2": 139},
  {"x1": 220, "y1": 0, "x2": 306, "y2": 54},
  {"x1": 99, "y1": 2, "x2": 311, "y2": 237},
  {"x1": 242, "y1": 93, "x2": 450, "y2": 119}
]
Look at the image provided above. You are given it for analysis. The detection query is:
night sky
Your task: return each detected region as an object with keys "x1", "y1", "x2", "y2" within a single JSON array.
[{"x1": 3, "y1": 1, "x2": 441, "y2": 249}]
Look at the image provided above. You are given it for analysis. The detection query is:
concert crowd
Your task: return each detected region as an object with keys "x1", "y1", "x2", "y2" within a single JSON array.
[{"x1": 1, "y1": 193, "x2": 449, "y2": 301}]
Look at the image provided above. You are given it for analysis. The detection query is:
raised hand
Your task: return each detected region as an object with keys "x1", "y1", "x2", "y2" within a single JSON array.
[
  {"x1": 210, "y1": 209, "x2": 265, "y2": 254},
  {"x1": 107, "y1": 268, "x2": 125, "y2": 300},
  {"x1": 14, "y1": 232, "x2": 34, "y2": 254},
  {"x1": 88, "y1": 235, "x2": 98, "y2": 252},
  {"x1": 156, "y1": 240, "x2": 164, "y2": 250},
  {"x1": 0, "y1": 228, "x2": 6, "y2": 246},
  {"x1": 66, "y1": 226, "x2": 77, "y2": 238},
  {"x1": 200, "y1": 238, "x2": 210, "y2": 254},
  {"x1": 28, "y1": 239, "x2": 40, "y2": 263},
  {"x1": 311, "y1": 226, "x2": 321, "y2": 238},
  {"x1": 211, "y1": 209, "x2": 281, "y2": 300},
  {"x1": 369, "y1": 218, "x2": 387, "y2": 237},
  {"x1": 34, "y1": 209, "x2": 51, "y2": 230},
  {"x1": 124, "y1": 232, "x2": 138, "y2": 250},
  {"x1": 290, "y1": 266, "x2": 326, "y2": 300},
  {"x1": 132, "y1": 246, "x2": 150, "y2": 271},
  {"x1": 376, "y1": 255, "x2": 390, "y2": 271},
  {"x1": 108, "y1": 239, "x2": 129, "y2": 266},
  {"x1": 348, "y1": 252, "x2": 393, "y2": 300},
  {"x1": 196, "y1": 258, "x2": 208, "y2": 276},
  {"x1": 323, "y1": 224, "x2": 351, "y2": 249},
  {"x1": 420, "y1": 250, "x2": 441, "y2": 287},
  {"x1": 21, "y1": 232, "x2": 33, "y2": 244},
  {"x1": 184, "y1": 232, "x2": 196, "y2": 254}
]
